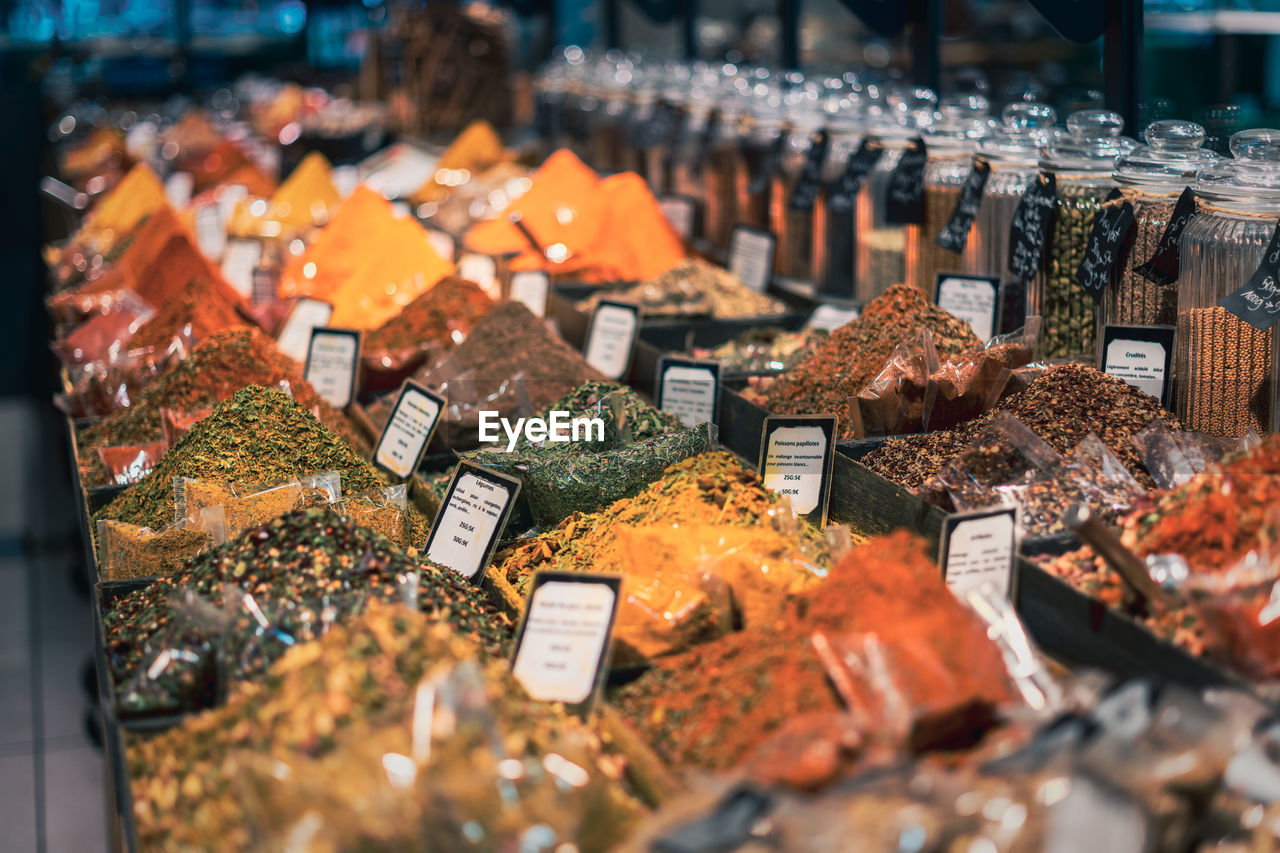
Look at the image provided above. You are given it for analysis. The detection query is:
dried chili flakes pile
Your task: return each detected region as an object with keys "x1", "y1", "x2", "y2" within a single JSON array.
[
  {"x1": 758, "y1": 284, "x2": 980, "y2": 436},
  {"x1": 613, "y1": 530, "x2": 1014, "y2": 773},
  {"x1": 96, "y1": 386, "x2": 385, "y2": 530},
  {"x1": 129, "y1": 601, "x2": 635, "y2": 853},
  {"x1": 364, "y1": 275, "x2": 495, "y2": 354},
  {"x1": 77, "y1": 327, "x2": 365, "y2": 485},
  {"x1": 500, "y1": 451, "x2": 827, "y2": 594},
  {"x1": 126, "y1": 274, "x2": 245, "y2": 352},
  {"x1": 105, "y1": 507, "x2": 512, "y2": 707},
  {"x1": 862, "y1": 363, "x2": 1174, "y2": 496},
  {"x1": 1042, "y1": 434, "x2": 1280, "y2": 657}
]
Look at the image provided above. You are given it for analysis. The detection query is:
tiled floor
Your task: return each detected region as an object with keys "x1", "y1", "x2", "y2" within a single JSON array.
[{"x1": 0, "y1": 399, "x2": 108, "y2": 853}]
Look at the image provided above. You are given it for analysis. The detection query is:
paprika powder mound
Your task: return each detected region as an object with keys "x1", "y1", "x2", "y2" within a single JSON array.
[
  {"x1": 126, "y1": 274, "x2": 246, "y2": 352},
  {"x1": 59, "y1": 163, "x2": 167, "y2": 261}
]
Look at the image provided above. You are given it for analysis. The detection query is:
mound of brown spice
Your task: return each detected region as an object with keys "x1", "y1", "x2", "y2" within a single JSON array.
[{"x1": 364, "y1": 275, "x2": 495, "y2": 354}]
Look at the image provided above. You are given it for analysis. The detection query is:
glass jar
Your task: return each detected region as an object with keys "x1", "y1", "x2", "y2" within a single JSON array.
[
  {"x1": 1176, "y1": 129, "x2": 1280, "y2": 437},
  {"x1": 736, "y1": 105, "x2": 787, "y2": 233},
  {"x1": 1109, "y1": 120, "x2": 1218, "y2": 328},
  {"x1": 705, "y1": 99, "x2": 746, "y2": 251},
  {"x1": 1035, "y1": 109, "x2": 1136, "y2": 360},
  {"x1": 812, "y1": 105, "x2": 865, "y2": 298},
  {"x1": 912, "y1": 94, "x2": 992, "y2": 295},
  {"x1": 973, "y1": 102, "x2": 1057, "y2": 287},
  {"x1": 775, "y1": 102, "x2": 826, "y2": 285}
]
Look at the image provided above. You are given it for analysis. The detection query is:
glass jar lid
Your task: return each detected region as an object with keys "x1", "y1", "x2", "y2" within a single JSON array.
[
  {"x1": 977, "y1": 101, "x2": 1056, "y2": 165},
  {"x1": 1114, "y1": 120, "x2": 1218, "y2": 189},
  {"x1": 1194, "y1": 128, "x2": 1280, "y2": 208},
  {"x1": 1039, "y1": 109, "x2": 1135, "y2": 173},
  {"x1": 924, "y1": 93, "x2": 992, "y2": 157},
  {"x1": 866, "y1": 86, "x2": 935, "y2": 148}
]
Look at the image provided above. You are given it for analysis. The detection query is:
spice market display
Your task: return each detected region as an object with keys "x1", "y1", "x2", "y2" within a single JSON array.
[{"x1": 24, "y1": 12, "x2": 1280, "y2": 851}]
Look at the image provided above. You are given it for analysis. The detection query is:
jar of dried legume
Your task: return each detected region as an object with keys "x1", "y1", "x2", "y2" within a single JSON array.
[
  {"x1": 912, "y1": 93, "x2": 992, "y2": 296},
  {"x1": 1108, "y1": 120, "x2": 1217, "y2": 330},
  {"x1": 1034, "y1": 109, "x2": 1136, "y2": 361},
  {"x1": 1177, "y1": 128, "x2": 1280, "y2": 437},
  {"x1": 974, "y1": 101, "x2": 1057, "y2": 286},
  {"x1": 774, "y1": 100, "x2": 827, "y2": 286}
]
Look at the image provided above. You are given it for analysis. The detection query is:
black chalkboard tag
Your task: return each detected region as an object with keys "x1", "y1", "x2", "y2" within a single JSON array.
[
  {"x1": 747, "y1": 129, "x2": 789, "y2": 196},
  {"x1": 692, "y1": 109, "x2": 719, "y2": 178},
  {"x1": 935, "y1": 157, "x2": 991, "y2": 253},
  {"x1": 1134, "y1": 186, "x2": 1198, "y2": 286},
  {"x1": 826, "y1": 138, "x2": 883, "y2": 211},
  {"x1": 1008, "y1": 172, "x2": 1057, "y2": 280},
  {"x1": 884, "y1": 137, "x2": 928, "y2": 225},
  {"x1": 788, "y1": 130, "x2": 830, "y2": 212},
  {"x1": 1076, "y1": 189, "x2": 1136, "y2": 303},
  {"x1": 1219, "y1": 219, "x2": 1280, "y2": 332}
]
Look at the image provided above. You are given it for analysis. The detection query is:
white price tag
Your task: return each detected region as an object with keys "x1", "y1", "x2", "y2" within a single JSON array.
[
  {"x1": 459, "y1": 253, "x2": 498, "y2": 297},
  {"x1": 304, "y1": 328, "x2": 361, "y2": 409},
  {"x1": 221, "y1": 239, "x2": 262, "y2": 299},
  {"x1": 373, "y1": 381, "x2": 446, "y2": 479},
  {"x1": 935, "y1": 274, "x2": 1001, "y2": 342},
  {"x1": 164, "y1": 171, "x2": 194, "y2": 209},
  {"x1": 806, "y1": 304, "x2": 860, "y2": 332},
  {"x1": 509, "y1": 271, "x2": 550, "y2": 318},
  {"x1": 583, "y1": 300, "x2": 640, "y2": 381},
  {"x1": 658, "y1": 195, "x2": 696, "y2": 239},
  {"x1": 276, "y1": 298, "x2": 335, "y2": 363},
  {"x1": 656, "y1": 357, "x2": 720, "y2": 427},
  {"x1": 940, "y1": 507, "x2": 1019, "y2": 600},
  {"x1": 194, "y1": 203, "x2": 226, "y2": 262},
  {"x1": 758, "y1": 415, "x2": 836, "y2": 525},
  {"x1": 511, "y1": 572, "x2": 621, "y2": 710},
  {"x1": 425, "y1": 462, "x2": 521, "y2": 580},
  {"x1": 727, "y1": 225, "x2": 777, "y2": 293},
  {"x1": 426, "y1": 229, "x2": 456, "y2": 264},
  {"x1": 217, "y1": 184, "x2": 249, "y2": 224},
  {"x1": 1100, "y1": 325, "x2": 1176, "y2": 408},
  {"x1": 331, "y1": 165, "x2": 360, "y2": 198}
]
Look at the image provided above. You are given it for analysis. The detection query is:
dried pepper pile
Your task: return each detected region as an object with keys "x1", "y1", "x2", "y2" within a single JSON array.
[
  {"x1": 1042, "y1": 435, "x2": 1280, "y2": 658},
  {"x1": 129, "y1": 601, "x2": 637, "y2": 853},
  {"x1": 757, "y1": 285, "x2": 980, "y2": 437},
  {"x1": 613, "y1": 531, "x2": 1014, "y2": 773},
  {"x1": 500, "y1": 451, "x2": 828, "y2": 594},
  {"x1": 77, "y1": 327, "x2": 364, "y2": 485},
  {"x1": 126, "y1": 274, "x2": 244, "y2": 352},
  {"x1": 862, "y1": 363, "x2": 1173, "y2": 497},
  {"x1": 105, "y1": 507, "x2": 512, "y2": 713},
  {"x1": 364, "y1": 275, "x2": 495, "y2": 354},
  {"x1": 96, "y1": 386, "x2": 384, "y2": 530},
  {"x1": 576, "y1": 258, "x2": 788, "y2": 319}
]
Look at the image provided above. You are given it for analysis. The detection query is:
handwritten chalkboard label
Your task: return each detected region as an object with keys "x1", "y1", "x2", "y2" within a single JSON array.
[
  {"x1": 826, "y1": 138, "x2": 883, "y2": 211},
  {"x1": 935, "y1": 158, "x2": 991, "y2": 253},
  {"x1": 1134, "y1": 187, "x2": 1198, "y2": 286},
  {"x1": 788, "y1": 130, "x2": 830, "y2": 212},
  {"x1": 426, "y1": 460, "x2": 522, "y2": 581},
  {"x1": 758, "y1": 415, "x2": 837, "y2": 527},
  {"x1": 884, "y1": 137, "x2": 927, "y2": 225},
  {"x1": 1076, "y1": 189, "x2": 1136, "y2": 303},
  {"x1": 1008, "y1": 172, "x2": 1057, "y2": 280},
  {"x1": 1219, "y1": 218, "x2": 1280, "y2": 331},
  {"x1": 1100, "y1": 324, "x2": 1176, "y2": 408}
]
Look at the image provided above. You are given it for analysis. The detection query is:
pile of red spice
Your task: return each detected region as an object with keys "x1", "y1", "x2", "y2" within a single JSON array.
[
  {"x1": 758, "y1": 285, "x2": 980, "y2": 438},
  {"x1": 613, "y1": 530, "x2": 1014, "y2": 773},
  {"x1": 77, "y1": 327, "x2": 365, "y2": 486},
  {"x1": 364, "y1": 276, "x2": 495, "y2": 354},
  {"x1": 127, "y1": 275, "x2": 246, "y2": 352}
]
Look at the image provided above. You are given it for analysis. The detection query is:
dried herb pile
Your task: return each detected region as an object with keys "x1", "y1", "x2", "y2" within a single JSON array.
[
  {"x1": 364, "y1": 275, "x2": 495, "y2": 354},
  {"x1": 532, "y1": 380, "x2": 682, "y2": 444},
  {"x1": 78, "y1": 327, "x2": 364, "y2": 485},
  {"x1": 105, "y1": 507, "x2": 512, "y2": 712},
  {"x1": 96, "y1": 386, "x2": 384, "y2": 530},
  {"x1": 501, "y1": 451, "x2": 827, "y2": 594},
  {"x1": 1043, "y1": 435, "x2": 1280, "y2": 658},
  {"x1": 576, "y1": 258, "x2": 788, "y2": 319},
  {"x1": 862, "y1": 363, "x2": 1173, "y2": 496},
  {"x1": 758, "y1": 285, "x2": 980, "y2": 436},
  {"x1": 129, "y1": 601, "x2": 637, "y2": 853},
  {"x1": 613, "y1": 531, "x2": 1013, "y2": 772}
]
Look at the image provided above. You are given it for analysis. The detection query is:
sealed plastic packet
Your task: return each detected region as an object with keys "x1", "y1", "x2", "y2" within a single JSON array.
[
  {"x1": 174, "y1": 470, "x2": 341, "y2": 538},
  {"x1": 336, "y1": 484, "x2": 410, "y2": 546},
  {"x1": 96, "y1": 506, "x2": 226, "y2": 581},
  {"x1": 1180, "y1": 547, "x2": 1280, "y2": 680},
  {"x1": 51, "y1": 288, "x2": 155, "y2": 366},
  {"x1": 926, "y1": 317, "x2": 1041, "y2": 431},
  {"x1": 1133, "y1": 419, "x2": 1240, "y2": 490},
  {"x1": 848, "y1": 329, "x2": 940, "y2": 438},
  {"x1": 114, "y1": 589, "x2": 230, "y2": 717},
  {"x1": 1067, "y1": 432, "x2": 1145, "y2": 518},
  {"x1": 158, "y1": 405, "x2": 214, "y2": 446},
  {"x1": 97, "y1": 438, "x2": 168, "y2": 485}
]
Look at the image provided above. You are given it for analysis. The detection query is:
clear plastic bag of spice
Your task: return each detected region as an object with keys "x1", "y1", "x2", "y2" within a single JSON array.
[
  {"x1": 1179, "y1": 547, "x2": 1280, "y2": 680},
  {"x1": 114, "y1": 588, "x2": 230, "y2": 717},
  {"x1": 97, "y1": 438, "x2": 167, "y2": 485},
  {"x1": 926, "y1": 318, "x2": 1042, "y2": 432},
  {"x1": 96, "y1": 507, "x2": 226, "y2": 581},
  {"x1": 158, "y1": 405, "x2": 213, "y2": 447},
  {"x1": 847, "y1": 329, "x2": 940, "y2": 438},
  {"x1": 1132, "y1": 419, "x2": 1241, "y2": 490},
  {"x1": 1066, "y1": 433, "x2": 1144, "y2": 519},
  {"x1": 336, "y1": 484, "x2": 410, "y2": 546},
  {"x1": 220, "y1": 583, "x2": 369, "y2": 684},
  {"x1": 55, "y1": 337, "x2": 187, "y2": 419},
  {"x1": 51, "y1": 288, "x2": 155, "y2": 366},
  {"x1": 174, "y1": 470, "x2": 341, "y2": 539}
]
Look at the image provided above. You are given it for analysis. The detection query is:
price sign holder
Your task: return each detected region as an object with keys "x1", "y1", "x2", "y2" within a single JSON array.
[
  {"x1": 757, "y1": 414, "x2": 837, "y2": 527},
  {"x1": 806, "y1": 303, "x2": 861, "y2": 332},
  {"x1": 939, "y1": 506, "x2": 1019, "y2": 600},
  {"x1": 372, "y1": 380, "x2": 446, "y2": 480},
  {"x1": 656, "y1": 356, "x2": 721, "y2": 427},
  {"x1": 510, "y1": 571, "x2": 621, "y2": 716},
  {"x1": 583, "y1": 299, "x2": 641, "y2": 380},
  {"x1": 1100, "y1": 324, "x2": 1176, "y2": 409},
  {"x1": 509, "y1": 270, "x2": 550, "y2": 318},
  {"x1": 222, "y1": 238, "x2": 264, "y2": 300},
  {"x1": 304, "y1": 328, "x2": 362, "y2": 409},
  {"x1": 727, "y1": 225, "x2": 777, "y2": 293},
  {"x1": 658, "y1": 194, "x2": 698, "y2": 240},
  {"x1": 277, "y1": 298, "x2": 334, "y2": 362},
  {"x1": 934, "y1": 273, "x2": 1002, "y2": 342},
  {"x1": 459, "y1": 253, "x2": 499, "y2": 298},
  {"x1": 425, "y1": 460, "x2": 522, "y2": 582}
]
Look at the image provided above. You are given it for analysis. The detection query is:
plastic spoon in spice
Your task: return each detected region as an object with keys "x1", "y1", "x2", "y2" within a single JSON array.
[{"x1": 1064, "y1": 503, "x2": 1177, "y2": 608}]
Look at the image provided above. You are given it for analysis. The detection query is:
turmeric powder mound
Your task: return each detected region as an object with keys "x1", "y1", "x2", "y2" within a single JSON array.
[
  {"x1": 280, "y1": 185, "x2": 454, "y2": 329},
  {"x1": 73, "y1": 163, "x2": 167, "y2": 249},
  {"x1": 463, "y1": 148, "x2": 605, "y2": 257},
  {"x1": 63, "y1": 126, "x2": 128, "y2": 182},
  {"x1": 265, "y1": 151, "x2": 342, "y2": 231},
  {"x1": 411, "y1": 120, "x2": 508, "y2": 205}
]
